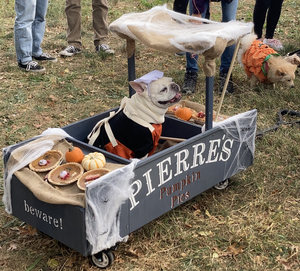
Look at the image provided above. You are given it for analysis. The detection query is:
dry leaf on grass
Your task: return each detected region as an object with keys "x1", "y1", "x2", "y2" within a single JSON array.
[
  {"x1": 33, "y1": 123, "x2": 42, "y2": 128},
  {"x1": 18, "y1": 225, "x2": 37, "y2": 236},
  {"x1": 227, "y1": 243, "x2": 246, "y2": 259},
  {"x1": 213, "y1": 247, "x2": 232, "y2": 257},
  {"x1": 125, "y1": 248, "x2": 143, "y2": 258},
  {"x1": 252, "y1": 255, "x2": 268, "y2": 266},
  {"x1": 205, "y1": 209, "x2": 211, "y2": 217},
  {"x1": 213, "y1": 243, "x2": 246, "y2": 260},
  {"x1": 7, "y1": 243, "x2": 18, "y2": 251},
  {"x1": 193, "y1": 209, "x2": 201, "y2": 216},
  {"x1": 47, "y1": 258, "x2": 59, "y2": 268},
  {"x1": 49, "y1": 95, "x2": 58, "y2": 102},
  {"x1": 276, "y1": 256, "x2": 296, "y2": 270},
  {"x1": 199, "y1": 231, "x2": 214, "y2": 237}
]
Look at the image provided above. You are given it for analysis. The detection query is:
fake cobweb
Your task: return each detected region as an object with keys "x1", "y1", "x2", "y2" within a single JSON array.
[
  {"x1": 85, "y1": 159, "x2": 138, "y2": 254},
  {"x1": 2, "y1": 109, "x2": 257, "y2": 255},
  {"x1": 2, "y1": 128, "x2": 138, "y2": 255},
  {"x1": 212, "y1": 109, "x2": 257, "y2": 178},
  {"x1": 109, "y1": 5, "x2": 253, "y2": 55},
  {"x1": 2, "y1": 128, "x2": 71, "y2": 214}
]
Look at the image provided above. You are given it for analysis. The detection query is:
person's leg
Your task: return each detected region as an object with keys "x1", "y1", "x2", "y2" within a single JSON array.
[
  {"x1": 185, "y1": 0, "x2": 208, "y2": 72},
  {"x1": 253, "y1": 0, "x2": 270, "y2": 39},
  {"x1": 218, "y1": 0, "x2": 238, "y2": 93},
  {"x1": 265, "y1": 0, "x2": 283, "y2": 39},
  {"x1": 220, "y1": 0, "x2": 238, "y2": 74},
  {"x1": 262, "y1": 0, "x2": 284, "y2": 50},
  {"x1": 182, "y1": 0, "x2": 208, "y2": 93},
  {"x1": 93, "y1": 0, "x2": 109, "y2": 47},
  {"x1": 14, "y1": 0, "x2": 35, "y2": 64},
  {"x1": 65, "y1": 0, "x2": 82, "y2": 48},
  {"x1": 32, "y1": 0, "x2": 48, "y2": 57},
  {"x1": 173, "y1": 0, "x2": 189, "y2": 13}
]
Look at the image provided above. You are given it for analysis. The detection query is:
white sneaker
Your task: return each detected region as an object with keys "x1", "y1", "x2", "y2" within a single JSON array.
[
  {"x1": 263, "y1": 38, "x2": 283, "y2": 51},
  {"x1": 95, "y1": 44, "x2": 114, "y2": 54},
  {"x1": 59, "y1": 46, "x2": 82, "y2": 57}
]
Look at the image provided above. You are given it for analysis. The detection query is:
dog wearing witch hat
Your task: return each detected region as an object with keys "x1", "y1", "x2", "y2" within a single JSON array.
[{"x1": 238, "y1": 34, "x2": 297, "y2": 88}]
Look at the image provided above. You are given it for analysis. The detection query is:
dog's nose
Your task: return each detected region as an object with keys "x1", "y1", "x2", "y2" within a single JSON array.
[{"x1": 291, "y1": 85, "x2": 295, "y2": 88}]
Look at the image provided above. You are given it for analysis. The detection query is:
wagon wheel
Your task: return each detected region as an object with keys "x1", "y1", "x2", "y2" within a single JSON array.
[
  {"x1": 214, "y1": 179, "x2": 229, "y2": 190},
  {"x1": 91, "y1": 250, "x2": 115, "y2": 269}
]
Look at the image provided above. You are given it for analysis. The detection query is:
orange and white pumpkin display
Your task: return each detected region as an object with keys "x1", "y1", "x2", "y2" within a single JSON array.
[{"x1": 81, "y1": 152, "x2": 106, "y2": 171}]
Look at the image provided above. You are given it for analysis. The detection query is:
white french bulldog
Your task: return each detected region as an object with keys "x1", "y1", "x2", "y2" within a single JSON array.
[{"x1": 87, "y1": 70, "x2": 182, "y2": 159}]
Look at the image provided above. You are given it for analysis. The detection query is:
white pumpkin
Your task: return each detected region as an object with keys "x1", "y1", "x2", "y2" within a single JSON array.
[{"x1": 82, "y1": 152, "x2": 106, "y2": 171}]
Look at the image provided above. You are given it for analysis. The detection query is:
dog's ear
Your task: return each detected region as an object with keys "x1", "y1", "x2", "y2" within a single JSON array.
[
  {"x1": 276, "y1": 69, "x2": 286, "y2": 77},
  {"x1": 284, "y1": 54, "x2": 300, "y2": 66},
  {"x1": 129, "y1": 81, "x2": 147, "y2": 94}
]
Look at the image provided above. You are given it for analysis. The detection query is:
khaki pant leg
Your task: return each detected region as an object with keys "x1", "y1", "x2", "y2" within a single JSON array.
[
  {"x1": 65, "y1": 0, "x2": 82, "y2": 48},
  {"x1": 92, "y1": 0, "x2": 109, "y2": 47}
]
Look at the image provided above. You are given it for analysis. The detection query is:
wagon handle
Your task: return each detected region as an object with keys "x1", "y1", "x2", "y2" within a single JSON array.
[
  {"x1": 214, "y1": 37, "x2": 241, "y2": 122},
  {"x1": 160, "y1": 136, "x2": 186, "y2": 142}
]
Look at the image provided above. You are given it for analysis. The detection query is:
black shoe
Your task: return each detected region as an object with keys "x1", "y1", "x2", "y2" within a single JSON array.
[
  {"x1": 175, "y1": 51, "x2": 185, "y2": 57},
  {"x1": 182, "y1": 71, "x2": 198, "y2": 94},
  {"x1": 18, "y1": 61, "x2": 45, "y2": 73},
  {"x1": 33, "y1": 53, "x2": 57, "y2": 62},
  {"x1": 219, "y1": 72, "x2": 234, "y2": 94}
]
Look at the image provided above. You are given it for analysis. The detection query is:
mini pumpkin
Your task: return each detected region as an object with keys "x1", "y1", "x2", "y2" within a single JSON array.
[
  {"x1": 82, "y1": 152, "x2": 106, "y2": 171},
  {"x1": 175, "y1": 106, "x2": 192, "y2": 121},
  {"x1": 65, "y1": 145, "x2": 85, "y2": 163}
]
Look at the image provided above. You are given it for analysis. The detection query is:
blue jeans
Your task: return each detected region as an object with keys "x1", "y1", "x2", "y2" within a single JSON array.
[
  {"x1": 186, "y1": 0, "x2": 238, "y2": 75},
  {"x1": 14, "y1": 0, "x2": 48, "y2": 64}
]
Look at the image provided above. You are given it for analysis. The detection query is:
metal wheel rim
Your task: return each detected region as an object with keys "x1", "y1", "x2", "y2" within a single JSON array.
[
  {"x1": 92, "y1": 252, "x2": 110, "y2": 268},
  {"x1": 214, "y1": 179, "x2": 229, "y2": 190}
]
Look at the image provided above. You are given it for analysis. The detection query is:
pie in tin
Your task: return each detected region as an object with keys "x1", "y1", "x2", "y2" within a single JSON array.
[
  {"x1": 29, "y1": 150, "x2": 63, "y2": 172},
  {"x1": 77, "y1": 168, "x2": 110, "y2": 191},
  {"x1": 48, "y1": 162, "x2": 84, "y2": 186}
]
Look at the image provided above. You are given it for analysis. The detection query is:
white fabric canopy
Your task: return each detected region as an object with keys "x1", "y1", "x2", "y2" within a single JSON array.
[{"x1": 109, "y1": 5, "x2": 253, "y2": 55}]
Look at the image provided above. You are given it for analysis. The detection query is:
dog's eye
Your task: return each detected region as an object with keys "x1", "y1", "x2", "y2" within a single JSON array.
[{"x1": 160, "y1": 87, "x2": 167, "y2": 92}]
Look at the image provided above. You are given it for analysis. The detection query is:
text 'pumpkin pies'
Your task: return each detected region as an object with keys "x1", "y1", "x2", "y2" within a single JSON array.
[
  {"x1": 29, "y1": 150, "x2": 63, "y2": 172},
  {"x1": 77, "y1": 168, "x2": 110, "y2": 191},
  {"x1": 48, "y1": 162, "x2": 84, "y2": 186}
]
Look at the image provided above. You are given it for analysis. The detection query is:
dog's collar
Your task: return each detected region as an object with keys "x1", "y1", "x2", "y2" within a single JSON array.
[{"x1": 261, "y1": 53, "x2": 280, "y2": 76}]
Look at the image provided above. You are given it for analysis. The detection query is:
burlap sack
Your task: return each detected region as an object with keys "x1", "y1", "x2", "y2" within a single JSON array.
[{"x1": 13, "y1": 139, "x2": 124, "y2": 208}]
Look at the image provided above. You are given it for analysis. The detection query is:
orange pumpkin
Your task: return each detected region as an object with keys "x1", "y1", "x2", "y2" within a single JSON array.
[
  {"x1": 65, "y1": 145, "x2": 84, "y2": 163},
  {"x1": 175, "y1": 107, "x2": 192, "y2": 121}
]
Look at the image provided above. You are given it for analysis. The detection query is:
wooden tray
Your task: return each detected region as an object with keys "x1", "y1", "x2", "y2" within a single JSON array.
[
  {"x1": 29, "y1": 150, "x2": 63, "y2": 172},
  {"x1": 167, "y1": 100, "x2": 229, "y2": 125},
  {"x1": 77, "y1": 168, "x2": 110, "y2": 191},
  {"x1": 48, "y1": 162, "x2": 84, "y2": 186}
]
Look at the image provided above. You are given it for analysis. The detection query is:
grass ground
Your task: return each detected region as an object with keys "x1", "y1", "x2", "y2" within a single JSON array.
[{"x1": 0, "y1": 0, "x2": 300, "y2": 270}]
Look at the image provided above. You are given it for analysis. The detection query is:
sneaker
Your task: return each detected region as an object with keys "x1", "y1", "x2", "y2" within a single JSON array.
[
  {"x1": 59, "y1": 46, "x2": 82, "y2": 57},
  {"x1": 18, "y1": 61, "x2": 45, "y2": 73},
  {"x1": 95, "y1": 44, "x2": 114, "y2": 54},
  {"x1": 33, "y1": 53, "x2": 57, "y2": 62},
  {"x1": 219, "y1": 72, "x2": 234, "y2": 94},
  {"x1": 182, "y1": 71, "x2": 198, "y2": 94},
  {"x1": 263, "y1": 38, "x2": 283, "y2": 51}
]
